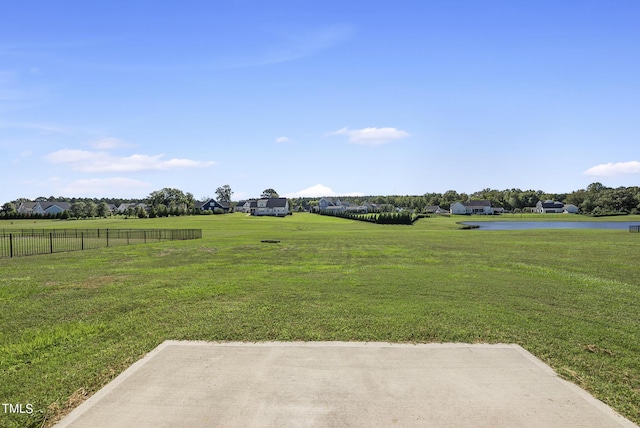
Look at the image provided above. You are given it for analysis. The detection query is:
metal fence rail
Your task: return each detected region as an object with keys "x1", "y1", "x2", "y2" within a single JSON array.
[{"x1": 0, "y1": 228, "x2": 202, "y2": 258}]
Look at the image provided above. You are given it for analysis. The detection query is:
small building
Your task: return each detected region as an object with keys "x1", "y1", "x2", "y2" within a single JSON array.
[
  {"x1": 17, "y1": 201, "x2": 71, "y2": 216},
  {"x1": 254, "y1": 198, "x2": 289, "y2": 216},
  {"x1": 199, "y1": 199, "x2": 230, "y2": 213},
  {"x1": 450, "y1": 200, "x2": 494, "y2": 215},
  {"x1": 536, "y1": 200, "x2": 565, "y2": 213},
  {"x1": 424, "y1": 205, "x2": 444, "y2": 214}
]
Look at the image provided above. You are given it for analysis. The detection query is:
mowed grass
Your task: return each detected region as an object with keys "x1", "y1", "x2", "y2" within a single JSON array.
[{"x1": 1, "y1": 213, "x2": 640, "y2": 426}]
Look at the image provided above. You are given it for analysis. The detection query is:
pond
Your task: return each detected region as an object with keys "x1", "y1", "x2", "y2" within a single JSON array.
[{"x1": 460, "y1": 221, "x2": 640, "y2": 231}]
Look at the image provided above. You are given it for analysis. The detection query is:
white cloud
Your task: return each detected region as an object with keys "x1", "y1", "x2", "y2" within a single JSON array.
[
  {"x1": 275, "y1": 136, "x2": 293, "y2": 144},
  {"x1": 328, "y1": 127, "x2": 410, "y2": 146},
  {"x1": 284, "y1": 184, "x2": 363, "y2": 198},
  {"x1": 0, "y1": 121, "x2": 71, "y2": 134},
  {"x1": 89, "y1": 137, "x2": 135, "y2": 150},
  {"x1": 584, "y1": 161, "x2": 640, "y2": 177},
  {"x1": 59, "y1": 177, "x2": 151, "y2": 198},
  {"x1": 45, "y1": 149, "x2": 215, "y2": 172}
]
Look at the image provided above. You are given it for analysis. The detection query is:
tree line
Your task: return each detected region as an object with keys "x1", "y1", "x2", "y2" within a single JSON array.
[
  {"x1": 1, "y1": 185, "x2": 283, "y2": 219},
  {"x1": 289, "y1": 183, "x2": 640, "y2": 215},
  {"x1": 3, "y1": 182, "x2": 639, "y2": 219}
]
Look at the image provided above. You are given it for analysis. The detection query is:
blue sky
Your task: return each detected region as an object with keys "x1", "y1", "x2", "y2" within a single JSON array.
[{"x1": 2, "y1": 1, "x2": 639, "y2": 202}]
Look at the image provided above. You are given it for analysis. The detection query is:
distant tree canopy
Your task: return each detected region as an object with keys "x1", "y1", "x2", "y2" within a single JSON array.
[
  {"x1": 261, "y1": 188, "x2": 279, "y2": 199},
  {"x1": 147, "y1": 188, "x2": 195, "y2": 209},
  {"x1": 215, "y1": 184, "x2": 233, "y2": 203},
  {"x1": 286, "y1": 183, "x2": 640, "y2": 215},
  {"x1": 3, "y1": 183, "x2": 640, "y2": 220}
]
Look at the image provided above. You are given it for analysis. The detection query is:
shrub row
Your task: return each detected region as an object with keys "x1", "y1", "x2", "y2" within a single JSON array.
[{"x1": 315, "y1": 209, "x2": 415, "y2": 225}]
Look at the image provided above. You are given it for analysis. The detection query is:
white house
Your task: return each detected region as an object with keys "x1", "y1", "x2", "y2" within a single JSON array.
[
  {"x1": 450, "y1": 200, "x2": 494, "y2": 215},
  {"x1": 536, "y1": 200, "x2": 565, "y2": 213},
  {"x1": 563, "y1": 204, "x2": 579, "y2": 214},
  {"x1": 254, "y1": 198, "x2": 289, "y2": 216}
]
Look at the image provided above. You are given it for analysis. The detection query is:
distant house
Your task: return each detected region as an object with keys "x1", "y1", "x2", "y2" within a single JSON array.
[
  {"x1": 17, "y1": 202, "x2": 38, "y2": 215},
  {"x1": 450, "y1": 200, "x2": 494, "y2": 215},
  {"x1": 199, "y1": 199, "x2": 230, "y2": 213},
  {"x1": 318, "y1": 198, "x2": 347, "y2": 211},
  {"x1": 17, "y1": 201, "x2": 70, "y2": 216},
  {"x1": 424, "y1": 205, "x2": 445, "y2": 214},
  {"x1": 536, "y1": 200, "x2": 565, "y2": 213},
  {"x1": 235, "y1": 200, "x2": 248, "y2": 213},
  {"x1": 536, "y1": 200, "x2": 579, "y2": 214},
  {"x1": 116, "y1": 202, "x2": 148, "y2": 213},
  {"x1": 117, "y1": 203, "x2": 133, "y2": 214},
  {"x1": 253, "y1": 198, "x2": 289, "y2": 216},
  {"x1": 39, "y1": 201, "x2": 71, "y2": 215}
]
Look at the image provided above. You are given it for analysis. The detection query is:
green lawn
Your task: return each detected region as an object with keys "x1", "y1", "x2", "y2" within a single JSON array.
[{"x1": 1, "y1": 213, "x2": 640, "y2": 426}]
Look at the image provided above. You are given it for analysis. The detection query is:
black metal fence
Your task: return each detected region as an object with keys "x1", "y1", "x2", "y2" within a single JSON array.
[
  {"x1": 631, "y1": 225, "x2": 640, "y2": 233},
  {"x1": 0, "y1": 228, "x2": 202, "y2": 258}
]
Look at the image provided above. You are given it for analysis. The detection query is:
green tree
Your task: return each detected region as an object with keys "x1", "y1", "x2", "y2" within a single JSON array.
[
  {"x1": 97, "y1": 202, "x2": 111, "y2": 218},
  {"x1": 215, "y1": 185, "x2": 233, "y2": 203},
  {"x1": 148, "y1": 188, "x2": 190, "y2": 209},
  {"x1": 2, "y1": 202, "x2": 16, "y2": 215},
  {"x1": 71, "y1": 201, "x2": 87, "y2": 218},
  {"x1": 136, "y1": 206, "x2": 147, "y2": 218},
  {"x1": 261, "y1": 188, "x2": 279, "y2": 198},
  {"x1": 85, "y1": 201, "x2": 97, "y2": 218}
]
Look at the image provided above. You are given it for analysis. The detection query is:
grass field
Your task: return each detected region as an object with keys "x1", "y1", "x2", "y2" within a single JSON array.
[{"x1": 1, "y1": 213, "x2": 640, "y2": 426}]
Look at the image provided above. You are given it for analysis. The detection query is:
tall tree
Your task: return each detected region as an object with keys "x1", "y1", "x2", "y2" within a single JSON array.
[
  {"x1": 215, "y1": 185, "x2": 233, "y2": 203},
  {"x1": 261, "y1": 188, "x2": 279, "y2": 198},
  {"x1": 71, "y1": 201, "x2": 87, "y2": 218},
  {"x1": 148, "y1": 188, "x2": 190, "y2": 208},
  {"x1": 97, "y1": 202, "x2": 111, "y2": 218},
  {"x1": 2, "y1": 202, "x2": 16, "y2": 214}
]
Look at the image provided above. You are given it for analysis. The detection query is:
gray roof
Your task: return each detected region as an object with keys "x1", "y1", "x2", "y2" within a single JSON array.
[
  {"x1": 462, "y1": 200, "x2": 492, "y2": 207},
  {"x1": 540, "y1": 201, "x2": 564, "y2": 209},
  {"x1": 40, "y1": 201, "x2": 71, "y2": 211},
  {"x1": 264, "y1": 198, "x2": 288, "y2": 208}
]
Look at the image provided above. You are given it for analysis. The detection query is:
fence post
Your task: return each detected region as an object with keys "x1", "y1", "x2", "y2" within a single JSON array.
[
  {"x1": 144, "y1": 230, "x2": 147, "y2": 244},
  {"x1": 81, "y1": 232, "x2": 84, "y2": 250},
  {"x1": 106, "y1": 229, "x2": 109, "y2": 247},
  {"x1": 9, "y1": 233, "x2": 13, "y2": 258},
  {"x1": 127, "y1": 231, "x2": 130, "y2": 245},
  {"x1": 50, "y1": 232, "x2": 53, "y2": 254}
]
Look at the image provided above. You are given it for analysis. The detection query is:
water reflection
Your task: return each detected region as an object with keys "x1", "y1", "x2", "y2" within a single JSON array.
[{"x1": 461, "y1": 221, "x2": 640, "y2": 231}]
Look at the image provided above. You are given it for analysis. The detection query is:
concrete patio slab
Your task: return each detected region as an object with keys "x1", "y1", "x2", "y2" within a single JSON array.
[{"x1": 55, "y1": 341, "x2": 637, "y2": 427}]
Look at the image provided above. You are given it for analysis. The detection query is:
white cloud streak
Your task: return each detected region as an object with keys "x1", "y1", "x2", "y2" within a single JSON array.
[
  {"x1": 284, "y1": 184, "x2": 363, "y2": 198},
  {"x1": 45, "y1": 149, "x2": 215, "y2": 172},
  {"x1": 584, "y1": 161, "x2": 640, "y2": 177},
  {"x1": 89, "y1": 137, "x2": 135, "y2": 150},
  {"x1": 328, "y1": 127, "x2": 410, "y2": 146},
  {"x1": 275, "y1": 136, "x2": 293, "y2": 144}
]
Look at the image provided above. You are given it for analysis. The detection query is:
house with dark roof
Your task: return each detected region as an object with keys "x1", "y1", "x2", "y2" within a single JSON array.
[
  {"x1": 235, "y1": 200, "x2": 248, "y2": 213},
  {"x1": 536, "y1": 200, "x2": 564, "y2": 213},
  {"x1": 450, "y1": 200, "x2": 494, "y2": 215},
  {"x1": 536, "y1": 200, "x2": 578, "y2": 214},
  {"x1": 198, "y1": 199, "x2": 230, "y2": 213},
  {"x1": 253, "y1": 198, "x2": 289, "y2": 216}
]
